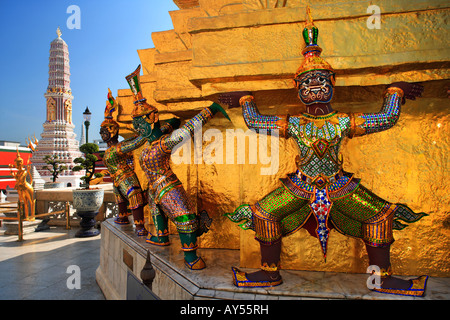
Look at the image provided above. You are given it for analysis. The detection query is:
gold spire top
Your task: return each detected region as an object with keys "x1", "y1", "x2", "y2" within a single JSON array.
[
  {"x1": 294, "y1": 6, "x2": 335, "y2": 85},
  {"x1": 306, "y1": 5, "x2": 314, "y2": 27},
  {"x1": 56, "y1": 27, "x2": 62, "y2": 38}
]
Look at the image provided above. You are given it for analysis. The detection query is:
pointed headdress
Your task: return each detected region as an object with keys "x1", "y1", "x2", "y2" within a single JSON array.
[
  {"x1": 14, "y1": 147, "x2": 23, "y2": 165},
  {"x1": 100, "y1": 88, "x2": 119, "y2": 130},
  {"x1": 294, "y1": 7, "x2": 335, "y2": 87},
  {"x1": 125, "y1": 64, "x2": 158, "y2": 119}
]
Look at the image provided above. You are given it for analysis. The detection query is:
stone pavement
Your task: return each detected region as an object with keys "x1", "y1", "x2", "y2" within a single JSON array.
[
  {"x1": 1, "y1": 223, "x2": 449, "y2": 301},
  {"x1": 0, "y1": 226, "x2": 105, "y2": 300}
]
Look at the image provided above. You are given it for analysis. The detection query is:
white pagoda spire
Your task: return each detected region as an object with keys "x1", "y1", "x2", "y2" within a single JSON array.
[
  {"x1": 79, "y1": 124, "x2": 86, "y2": 145},
  {"x1": 32, "y1": 28, "x2": 83, "y2": 185}
]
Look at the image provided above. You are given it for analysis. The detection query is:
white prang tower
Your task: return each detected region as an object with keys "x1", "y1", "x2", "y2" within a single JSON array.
[{"x1": 32, "y1": 27, "x2": 83, "y2": 186}]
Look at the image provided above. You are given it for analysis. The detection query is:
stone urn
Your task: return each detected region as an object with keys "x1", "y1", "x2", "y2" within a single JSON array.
[{"x1": 72, "y1": 188, "x2": 104, "y2": 237}]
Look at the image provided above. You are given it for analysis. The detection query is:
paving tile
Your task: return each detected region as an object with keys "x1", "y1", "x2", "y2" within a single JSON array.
[
  {"x1": 0, "y1": 227, "x2": 105, "y2": 300},
  {"x1": 0, "y1": 282, "x2": 49, "y2": 300}
]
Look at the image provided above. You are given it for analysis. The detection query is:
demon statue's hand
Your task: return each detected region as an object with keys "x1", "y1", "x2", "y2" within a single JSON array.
[
  {"x1": 209, "y1": 102, "x2": 231, "y2": 121},
  {"x1": 387, "y1": 82, "x2": 423, "y2": 104},
  {"x1": 218, "y1": 91, "x2": 253, "y2": 109}
]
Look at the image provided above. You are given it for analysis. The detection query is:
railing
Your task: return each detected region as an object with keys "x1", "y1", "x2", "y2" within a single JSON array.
[
  {"x1": 35, "y1": 185, "x2": 118, "y2": 226},
  {"x1": 0, "y1": 201, "x2": 71, "y2": 241},
  {"x1": 0, "y1": 184, "x2": 117, "y2": 241}
]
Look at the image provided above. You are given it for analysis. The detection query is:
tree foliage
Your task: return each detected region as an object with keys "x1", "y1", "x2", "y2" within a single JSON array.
[
  {"x1": 43, "y1": 154, "x2": 68, "y2": 182},
  {"x1": 72, "y1": 143, "x2": 102, "y2": 189}
]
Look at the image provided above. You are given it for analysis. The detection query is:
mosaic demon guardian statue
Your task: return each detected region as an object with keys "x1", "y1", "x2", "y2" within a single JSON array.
[
  {"x1": 127, "y1": 65, "x2": 228, "y2": 270},
  {"x1": 223, "y1": 8, "x2": 428, "y2": 296},
  {"x1": 100, "y1": 89, "x2": 148, "y2": 235}
]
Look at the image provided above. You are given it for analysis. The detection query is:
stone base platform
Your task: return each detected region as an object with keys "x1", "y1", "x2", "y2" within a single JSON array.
[
  {"x1": 96, "y1": 218, "x2": 450, "y2": 300},
  {"x1": 1, "y1": 219, "x2": 43, "y2": 236},
  {"x1": 0, "y1": 205, "x2": 44, "y2": 236}
]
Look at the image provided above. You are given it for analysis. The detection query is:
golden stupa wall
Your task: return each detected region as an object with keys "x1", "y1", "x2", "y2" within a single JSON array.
[{"x1": 114, "y1": 0, "x2": 450, "y2": 277}]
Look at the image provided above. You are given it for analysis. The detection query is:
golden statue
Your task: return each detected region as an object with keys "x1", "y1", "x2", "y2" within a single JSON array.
[
  {"x1": 64, "y1": 99, "x2": 72, "y2": 124},
  {"x1": 47, "y1": 97, "x2": 56, "y2": 122},
  {"x1": 9, "y1": 149, "x2": 35, "y2": 219}
]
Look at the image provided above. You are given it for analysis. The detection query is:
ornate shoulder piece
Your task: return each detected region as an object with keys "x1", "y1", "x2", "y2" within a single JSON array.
[
  {"x1": 239, "y1": 95, "x2": 254, "y2": 106},
  {"x1": 384, "y1": 87, "x2": 404, "y2": 98},
  {"x1": 327, "y1": 112, "x2": 348, "y2": 126},
  {"x1": 348, "y1": 112, "x2": 366, "y2": 138},
  {"x1": 275, "y1": 114, "x2": 290, "y2": 138}
]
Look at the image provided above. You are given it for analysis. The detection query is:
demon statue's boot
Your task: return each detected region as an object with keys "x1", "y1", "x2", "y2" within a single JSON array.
[
  {"x1": 147, "y1": 198, "x2": 210, "y2": 270},
  {"x1": 115, "y1": 202, "x2": 131, "y2": 225},
  {"x1": 224, "y1": 7, "x2": 428, "y2": 295},
  {"x1": 232, "y1": 240, "x2": 282, "y2": 287},
  {"x1": 100, "y1": 89, "x2": 147, "y2": 236},
  {"x1": 147, "y1": 205, "x2": 213, "y2": 247},
  {"x1": 126, "y1": 65, "x2": 229, "y2": 269},
  {"x1": 366, "y1": 244, "x2": 428, "y2": 296}
]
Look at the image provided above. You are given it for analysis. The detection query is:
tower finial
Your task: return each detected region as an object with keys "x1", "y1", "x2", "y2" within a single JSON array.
[
  {"x1": 57, "y1": 27, "x2": 62, "y2": 38},
  {"x1": 294, "y1": 6, "x2": 335, "y2": 86},
  {"x1": 302, "y1": 6, "x2": 318, "y2": 47},
  {"x1": 306, "y1": 5, "x2": 314, "y2": 26}
]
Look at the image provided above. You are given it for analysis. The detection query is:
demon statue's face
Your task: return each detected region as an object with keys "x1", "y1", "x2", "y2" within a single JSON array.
[
  {"x1": 132, "y1": 114, "x2": 156, "y2": 140},
  {"x1": 295, "y1": 70, "x2": 335, "y2": 105},
  {"x1": 100, "y1": 123, "x2": 119, "y2": 143}
]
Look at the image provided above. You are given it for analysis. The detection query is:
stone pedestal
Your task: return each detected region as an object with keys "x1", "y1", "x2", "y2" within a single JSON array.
[
  {"x1": 0, "y1": 206, "x2": 45, "y2": 235},
  {"x1": 5, "y1": 187, "x2": 18, "y2": 203},
  {"x1": 75, "y1": 210, "x2": 100, "y2": 238},
  {"x1": 96, "y1": 218, "x2": 450, "y2": 300},
  {"x1": 2, "y1": 219, "x2": 42, "y2": 236}
]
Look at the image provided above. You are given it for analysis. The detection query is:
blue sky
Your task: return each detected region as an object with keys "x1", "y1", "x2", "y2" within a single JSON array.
[{"x1": 0, "y1": 0, "x2": 179, "y2": 145}]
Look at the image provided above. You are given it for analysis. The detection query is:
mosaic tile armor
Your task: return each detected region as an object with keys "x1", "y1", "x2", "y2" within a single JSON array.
[
  {"x1": 226, "y1": 7, "x2": 427, "y2": 295},
  {"x1": 103, "y1": 136, "x2": 146, "y2": 210},
  {"x1": 229, "y1": 89, "x2": 426, "y2": 258},
  {"x1": 127, "y1": 63, "x2": 228, "y2": 270},
  {"x1": 100, "y1": 88, "x2": 148, "y2": 232},
  {"x1": 140, "y1": 108, "x2": 214, "y2": 235}
]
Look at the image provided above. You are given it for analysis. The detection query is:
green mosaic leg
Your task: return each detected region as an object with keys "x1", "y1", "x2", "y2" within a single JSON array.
[
  {"x1": 180, "y1": 232, "x2": 206, "y2": 270},
  {"x1": 226, "y1": 186, "x2": 309, "y2": 243},
  {"x1": 146, "y1": 200, "x2": 170, "y2": 246}
]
